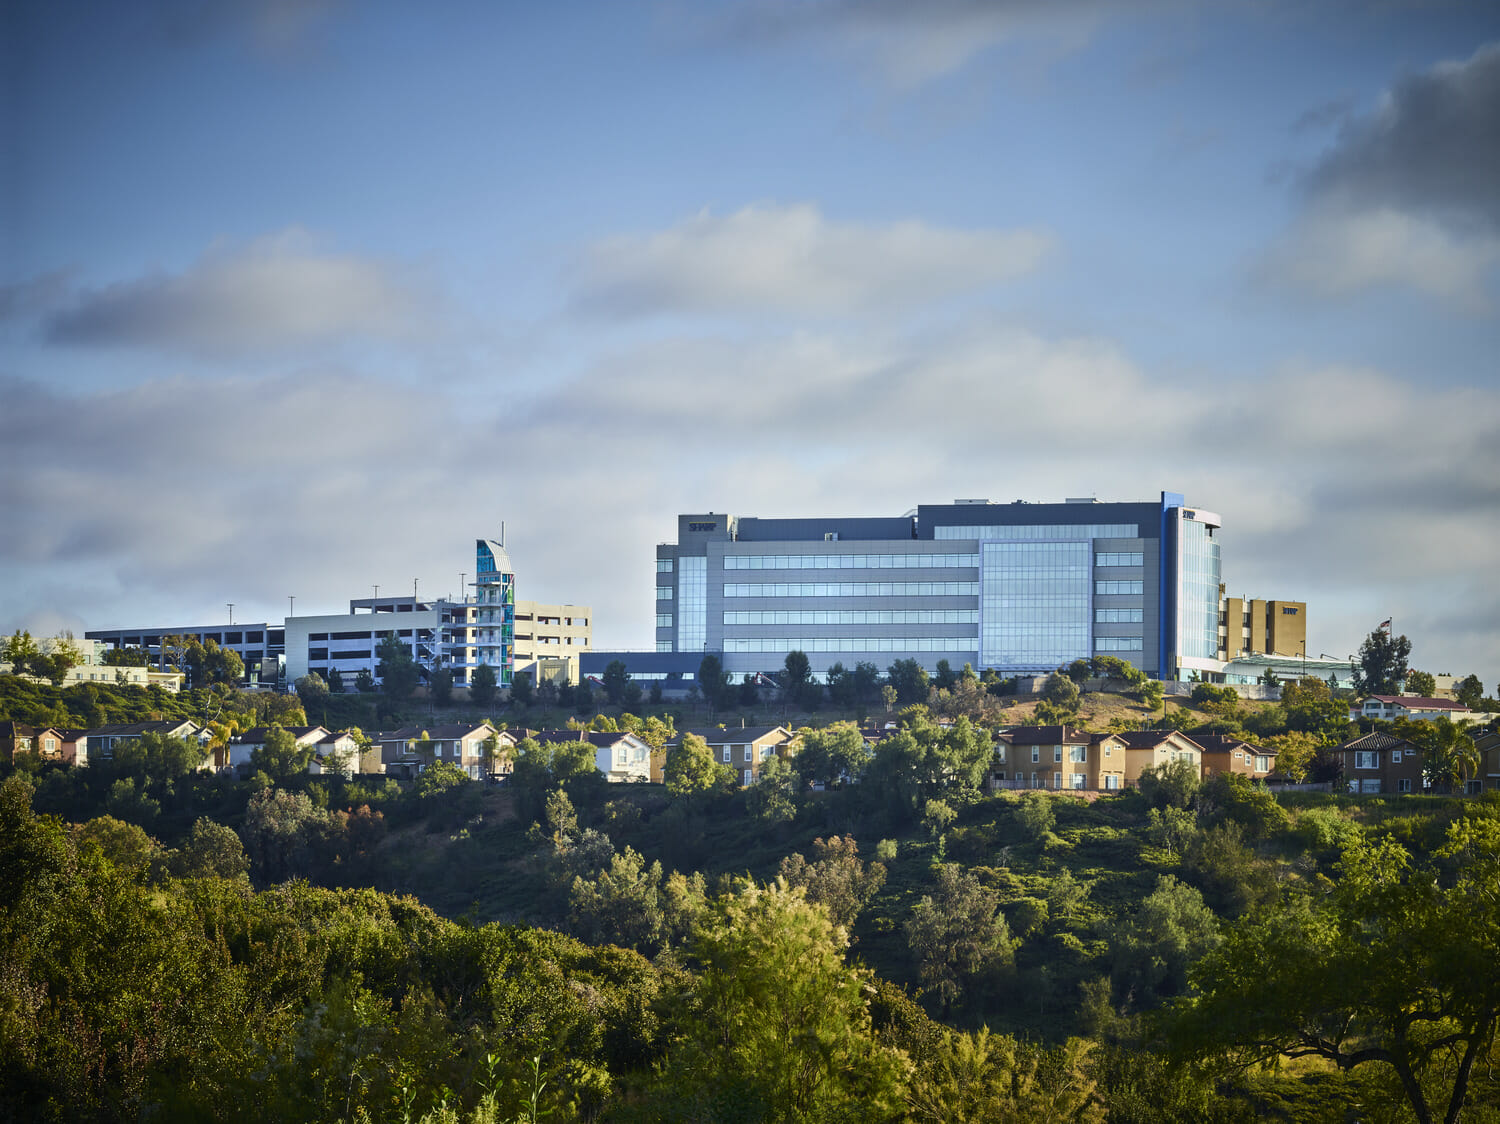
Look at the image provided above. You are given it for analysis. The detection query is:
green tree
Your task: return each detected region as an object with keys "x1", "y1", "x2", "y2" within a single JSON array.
[
  {"x1": 1112, "y1": 874, "x2": 1219, "y2": 1001},
  {"x1": 792, "y1": 721, "x2": 871, "y2": 790},
  {"x1": 375, "y1": 633, "x2": 420, "y2": 701},
  {"x1": 102, "y1": 645, "x2": 151, "y2": 667},
  {"x1": 905, "y1": 863, "x2": 1014, "y2": 1016},
  {"x1": 1406, "y1": 716, "x2": 1479, "y2": 792},
  {"x1": 250, "y1": 725, "x2": 314, "y2": 782},
  {"x1": 778, "y1": 836, "x2": 887, "y2": 929},
  {"x1": 294, "y1": 672, "x2": 329, "y2": 711},
  {"x1": 670, "y1": 879, "x2": 909, "y2": 1121},
  {"x1": 781, "y1": 649, "x2": 820, "y2": 709},
  {"x1": 507, "y1": 667, "x2": 533, "y2": 707},
  {"x1": 1454, "y1": 673, "x2": 1485, "y2": 709},
  {"x1": 1264, "y1": 730, "x2": 1319, "y2": 782},
  {"x1": 568, "y1": 845, "x2": 670, "y2": 955},
  {"x1": 1280, "y1": 676, "x2": 1351, "y2": 744},
  {"x1": 1173, "y1": 823, "x2": 1500, "y2": 1124},
  {"x1": 664, "y1": 732, "x2": 729, "y2": 797},
  {"x1": 325, "y1": 666, "x2": 344, "y2": 693},
  {"x1": 470, "y1": 661, "x2": 498, "y2": 707},
  {"x1": 696, "y1": 654, "x2": 731, "y2": 713},
  {"x1": 2, "y1": 629, "x2": 40, "y2": 667},
  {"x1": 164, "y1": 817, "x2": 250, "y2": 880},
  {"x1": 852, "y1": 661, "x2": 883, "y2": 706},
  {"x1": 601, "y1": 660, "x2": 631, "y2": 707},
  {"x1": 1137, "y1": 758, "x2": 1201, "y2": 810},
  {"x1": 887, "y1": 659, "x2": 931, "y2": 708},
  {"x1": 1404, "y1": 669, "x2": 1437, "y2": 697},
  {"x1": 430, "y1": 667, "x2": 453, "y2": 704},
  {"x1": 1352, "y1": 628, "x2": 1412, "y2": 696},
  {"x1": 1040, "y1": 670, "x2": 1081, "y2": 715},
  {"x1": 354, "y1": 667, "x2": 376, "y2": 693},
  {"x1": 111, "y1": 731, "x2": 207, "y2": 781},
  {"x1": 748, "y1": 752, "x2": 796, "y2": 823},
  {"x1": 933, "y1": 659, "x2": 957, "y2": 691},
  {"x1": 1136, "y1": 678, "x2": 1165, "y2": 712},
  {"x1": 826, "y1": 661, "x2": 855, "y2": 708}
]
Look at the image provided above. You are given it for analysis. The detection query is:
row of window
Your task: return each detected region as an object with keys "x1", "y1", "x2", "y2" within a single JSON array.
[
  {"x1": 656, "y1": 559, "x2": 674, "y2": 572},
  {"x1": 1096, "y1": 608, "x2": 1144, "y2": 623},
  {"x1": 655, "y1": 587, "x2": 673, "y2": 600},
  {"x1": 934, "y1": 523, "x2": 1139, "y2": 541},
  {"x1": 656, "y1": 614, "x2": 673, "y2": 628},
  {"x1": 1094, "y1": 637, "x2": 1143, "y2": 651},
  {"x1": 723, "y1": 553, "x2": 979, "y2": 570},
  {"x1": 724, "y1": 609, "x2": 979, "y2": 625},
  {"x1": 994, "y1": 772, "x2": 1123, "y2": 790},
  {"x1": 723, "y1": 638, "x2": 976, "y2": 653},
  {"x1": 1095, "y1": 552, "x2": 1143, "y2": 567},
  {"x1": 724, "y1": 582, "x2": 980, "y2": 598},
  {"x1": 1096, "y1": 581, "x2": 1144, "y2": 595}
]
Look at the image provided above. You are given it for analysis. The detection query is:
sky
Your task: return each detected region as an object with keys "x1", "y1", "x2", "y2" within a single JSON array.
[{"x1": 2, "y1": 0, "x2": 1498, "y2": 685}]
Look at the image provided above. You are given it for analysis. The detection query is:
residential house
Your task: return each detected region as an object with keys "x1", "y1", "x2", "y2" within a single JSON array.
[
  {"x1": 1352, "y1": 695, "x2": 1473, "y2": 723},
  {"x1": 1, "y1": 722, "x2": 65, "y2": 764},
  {"x1": 1478, "y1": 725, "x2": 1500, "y2": 792},
  {"x1": 532, "y1": 729, "x2": 653, "y2": 783},
  {"x1": 1114, "y1": 730, "x2": 1204, "y2": 786},
  {"x1": 993, "y1": 726, "x2": 1127, "y2": 792},
  {"x1": 1331, "y1": 731, "x2": 1427, "y2": 795},
  {"x1": 1191, "y1": 734, "x2": 1277, "y2": 780},
  {"x1": 84, "y1": 720, "x2": 208, "y2": 765},
  {"x1": 309, "y1": 730, "x2": 364, "y2": 777},
  {"x1": 376, "y1": 723, "x2": 515, "y2": 779},
  {"x1": 676, "y1": 726, "x2": 799, "y2": 786},
  {"x1": 231, "y1": 726, "x2": 331, "y2": 771}
]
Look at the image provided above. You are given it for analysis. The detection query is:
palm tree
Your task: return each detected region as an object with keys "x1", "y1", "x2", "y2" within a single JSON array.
[{"x1": 1416, "y1": 717, "x2": 1480, "y2": 793}]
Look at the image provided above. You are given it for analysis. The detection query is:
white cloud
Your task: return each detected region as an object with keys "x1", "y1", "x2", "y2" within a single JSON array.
[
  {"x1": 3, "y1": 324, "x2": 1496, "y2": 683},
  {"x1": 574, "y1": 203, "x2": 1052, "y2": 318},
  {"x1": 45, "y1": 229, "x2": 433, "y2": 357},
  {"x1": 1262, "y1": 207, "x2": 1500, "y2": 310}
]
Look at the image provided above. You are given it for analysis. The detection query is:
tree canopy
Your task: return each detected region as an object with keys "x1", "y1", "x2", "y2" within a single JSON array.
[{"x1": 1352, "y1": 628, "x2": 1412, "y2": 696}]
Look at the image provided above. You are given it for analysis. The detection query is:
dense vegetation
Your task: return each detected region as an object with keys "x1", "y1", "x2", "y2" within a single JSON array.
[{"x1": 4, "y1": 667, "x2": 1499, "y2": 1121}]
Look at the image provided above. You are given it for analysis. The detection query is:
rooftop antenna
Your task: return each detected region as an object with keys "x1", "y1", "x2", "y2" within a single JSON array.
[
  {"x1": 460, "y1": 572, "x2": 466, "y2": 602},
  {"x1": 500, "y1": 521, "x2": 505, "y2": 547},
  {"x1": 226, "y1": 603, "x2": 234, "y2": 625},
  {"x1": 288, "y1": 595, "x2": 295, "y2": 618},
  {"x1": 373, "y1": 584, "x2": 380, "y2": 601},
  {"x1": 413, "y1": 577, "x2": 419, "y2": 603}
]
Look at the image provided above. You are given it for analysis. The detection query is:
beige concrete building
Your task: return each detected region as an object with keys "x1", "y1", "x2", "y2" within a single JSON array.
[
  {"x1": 1218, "y1": 596, "x2": 1306, "y2": 661},
  {"x1": 514, "y1": 600, "x2": 592, "y2": 685}
]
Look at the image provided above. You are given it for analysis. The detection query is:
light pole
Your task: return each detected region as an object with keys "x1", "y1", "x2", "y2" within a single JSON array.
[
  {"x1": 227, "y1": 603, "x2": 234, "y2": 626},
  {"x1": 288, "y1": 595, "x2": 295, "y2": 619}
]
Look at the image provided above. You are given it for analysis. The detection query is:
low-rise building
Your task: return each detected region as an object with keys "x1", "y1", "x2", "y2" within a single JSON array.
[
  {"x1": 1114, "y1": 730, "x2": 1203, "y2": 786},
  {"x1": 1478, "y1": 725, "x2": 1500, "y2": 792},
  {"x1": 376, "y1": 724, "x2": 515, "y2": 780},
  {"x1": 231, "y1": 726, "x2": 331, "y2": 771},
  {"x1": 675, "y1": 725, "x2": 799, "y2": 787},
  {"x1": 1352, "y1": 695, "x2": 1473, "y2": 723},
  {"x1": 1, "y1": 722, "x2": 65, "y2": 764},
  {"x1": 1332, "y1": 731, "x2": 1427, "y2": 794},
  {"x1": 84, "y1": 720, "x2": 208, "y2": 764},
  {"x1": 531, "y1": 729, "x2": 653, "y2": 783},
  {"x1": 994, "y1": 726, "x2": 1127, "y2": 791},
  {"x1": 1191, "y1": 734, "x2": 1277, "y2": 780}
]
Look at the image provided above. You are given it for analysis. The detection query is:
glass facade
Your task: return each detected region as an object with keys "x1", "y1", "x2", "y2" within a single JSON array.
[
  {"x1": 678, "y1": 556, "x2": 707, "y2": 651},
  {"x1": 1177, "y1": 518, "x2": 1221, "y2": 660},
  {"x1": 725, "y1": 637, "x2": 976, "y2": 653},
  {"x1": 725, "y1": 609, "x2": 978, "y2": 625},
  {"x1": 724, "y1": 581, "x2": 978, "y2": 598},
  {"x1": 979, "y1": 541, "x2": 1090, "y2": 670},
  {"x1": 935, "y1": 523, "x2": 1137, "y2": 540},
  {"x1": 725, "y1": 553, "x2": 978, "y2": 570}
]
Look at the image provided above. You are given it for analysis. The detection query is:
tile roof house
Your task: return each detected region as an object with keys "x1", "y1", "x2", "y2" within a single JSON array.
[
  {"x1": 1191, "y1": 734, "x2": 1278, "y2": 780},
  {"x1": 531, "y1": 729, "x2": 653, "y2": 783},
  {"x1": 673, "y1": 725, "x2": 798, "y2": 786},
  {"x1": 1352, "y1": 695, "x2": 1473, "y2": 722},
  {"x1": 84, "y1": 720, "x2": 208, "y2": 764},
  {"x1": 1114, "y1": 730, "x2": 1204, "y2": 787},
  {"x1": 993, "y1": 726, "x2": 1127, "y2": 792},
  {"x1": 1332, "y1": 731, "x2": 1428, "y2": 795},
  {"x1": 0, "y1": 722, "x2": 66, "y2": 764},
  {"x1": 375, "y1": 724, "x2": 514, "y2": 779},
  {"x1": 231, "y1": 726, "x2": 330, "y2": 771}
]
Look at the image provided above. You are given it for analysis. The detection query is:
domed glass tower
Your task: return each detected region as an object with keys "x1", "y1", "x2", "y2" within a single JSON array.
[{"x1": 474, "y1": 537, "x2": 515, "y2": 687}]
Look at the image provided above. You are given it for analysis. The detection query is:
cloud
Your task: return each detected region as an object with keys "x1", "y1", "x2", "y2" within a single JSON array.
[
  {"x1": 1304, "y1": 41, "x2": 1500, "y2": 228},
  {"x1": 43, "y1": 229, "x2": 433, "y2": 357},
  {"x1": 3, "y1": 323, "x2": 1496, "y2": 681},
  {"x1": 573, "y1": 203, "x2": 1052, "y2": 318},
  {"x1": 718, "y1": 0, "x2": 1187, "y2": 86},
  {"x1": 1265, "y1": 42, "x2": 1500, "y2": 308},
  {"x1": 1261, "y1": 207, "x2": 1500, "y2": 309}
]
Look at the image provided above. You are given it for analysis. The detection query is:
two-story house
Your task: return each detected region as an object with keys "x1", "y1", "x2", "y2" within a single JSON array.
[
  {"x1": 1, "y1": 722, "x2": 65, "y2": 764},
  {"x1": 1479, "y1": 725, "x2": 1500, "y2": 793},
  {"x1": 1114, "y1": 730, "x2": 1204, "y2": 786},
  {"x1": 1331, "y1": 731, "x2": 1427, "y2": 794},
  {"x1": 1351, "y1": 695, "x2": 1473, "y2": 723},
  {"x1": 677, "y1": 725, "x2": 799, "y2": 786},
  {"x1": 84, "y1": 720, "x2": 208, "y2": 765},
  {"x1": 232, "y1": 726, "x2": 331, "y2": 771},
  {"x1": 377, "y1": 724, "x2": 515, "y2": 779},
  {"x1": 531, "y1": 729, "x2": 653, "y2": 783},
  {"x1": 993, "y1": 726, "x2": 1127, "y2": 792},
  {"x1": 1191, "y1": 734, "x2": 1277, "y2": 780}
]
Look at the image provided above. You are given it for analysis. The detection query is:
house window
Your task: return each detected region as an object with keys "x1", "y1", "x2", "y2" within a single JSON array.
[
  {"x1": 1054, "y1": 747, "x2": 1062, "y2": 763},
  {"x1": 995, "y1": 771, "x2": 1006, "y2": 781},
  {"x1": 1052, "y1": 772, "x2": 1062, "y2": 789},
  {"x1": 616, "y1": 748, "x2": 628, "y2": 766},
  {"x1": 1070, "y1": 746, "x2": 1086, "y2": 763},
  {"x1": 1255, "y1": 756, "x2": 1270, "y2": 772},
  {"x1": 1391, "y1": 750, "x2": 1402, "y2": 763},
  {"x1": 741, "y1": 745, "x2": 751, "y2": 762},
  {"x1": 1031, "y1": 747, "x2": 1040, "y2": 763},
  {"x1": 1104, "y1": 744, "x2": 1112, "y2": 757},
  {"x1": 1355, "y1": 751, "x2": 1379, "y2": 770},
  {"x1": 743, "y1": 768, "x2": 753, "y2": 785},
  {"x1": 1105, "y1": 775, "x2": 1119, "y2": 790},
  {"x1": 1361, "y1": 779, "x2": 1382, "y2": 794},
  {"x1": 1031, "y1": 772, "x2": 1039, "y2": 788},
  {"x1": 722, "y1": 747, "x2": 730, "y2": 763},
  {"x1": 1398, "y1": 778, "x2": 1412, "y2": 793},
  {"x1": 1234, "y1": 750, "x2": 1243, "y2": 759},
  {"x1": 1071, "y1": 773, "x2": 1086, "y2": 789}
]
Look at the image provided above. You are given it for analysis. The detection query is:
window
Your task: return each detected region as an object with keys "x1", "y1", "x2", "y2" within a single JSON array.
[
  {"x1": 656, "y1": 587, "x2": 674, "y2": 600},
  {"x1": 721, "y1": 747, "x2": 730, "y2": 763},
  {"x1": 1070, "y1": 745, "x2": 1086, "y2": 763},
  {"x1": 995, "y1": 771, "x2": 1006, "y2": 781},
  {"x1": 1105, "y1": 775, "x2": 1119, "y2": 790},
  {"x1": 1095, "y1": 608, "x2": 1144, "y2": 623},
  {"x1": 1030, "y1": 772, "x2": 1040, "y2": 788},
  {"x1": 1095, "y1": 580, "x2": 1144, "y2": 595},
  {"x1": 1095, "y1": 552, "x2": 1143, "y2": 567},
  {"x1": 43, "y1": 738, "x2": 56, "y2": 753},
  {"x1": 741, "y1": 745, "x2": 751, "y2": 762},
  {"x1": 1071, "y1": 773, "x2": 1086, "y2": 789},
  {"x1": 616, "y1": 747, "x2": 628, "y2": 766},
  {"x1": 743, "y1": 768, "x2": 753, "y2": 785},
  {"x1": 1234, "y1": 750, "x2": 1243, "y2": 759},
  {"x1": 1054, "y1": 746, "x2": 1063, "y2": 762},
  {"x1": 656, "y1": 559, "x2": 674, "y2": 572},
  {"x1": 1103, "y1": 744, "x2": 1112, "y2": 757},
  {"x1": 1390, "y1": 749, "x2": 1402, "y2": 763},
  {"x1": 1031, "y1": 747, "x2": 1040, "y2": 763},
  {"x1": 1398, "y1": 778, "x2": 1412, "y2": 792},
  {"x1": 656, "y1": 614, "x2": 673, "y2": 628},
  {"x1": 1053, "y1": 772, "x2": 1063, "y2": 789},
  {"x1": 1255, "y1": 756, "x2": 1270, "y2": 772},
  {"x1": 724, "y1": 552, "x2": 980, "y2": 570},
  {"x1": 1361, "y1": 779, "x2": 1382, "y2": 794},
  {"x1": 1355, "y1": 750, "x2": 1379, "y2": 769},
  {"x1": 1094, "y1": 637, "x2": 1143, "y2": 651}
]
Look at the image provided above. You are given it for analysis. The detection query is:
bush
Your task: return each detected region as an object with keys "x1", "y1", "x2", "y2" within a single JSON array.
[
  {"x1": 1137, "y1": 758, "x2": 1201, "y2": 810},
  {"x1": 1016, "y1": 794, "x2": 1056, "y2": 840},
  {"x1": 1199, "y1": 772, "x2": 1290, "y2": 841},
  {"x1": 1296, "y1": 806, "x2": 1362, "y2": 854}
]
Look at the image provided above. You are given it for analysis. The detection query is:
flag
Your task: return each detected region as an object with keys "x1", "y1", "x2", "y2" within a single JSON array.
[{"x1": 1378, "y1": 619, "x2": 1392, "y2": 630}]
